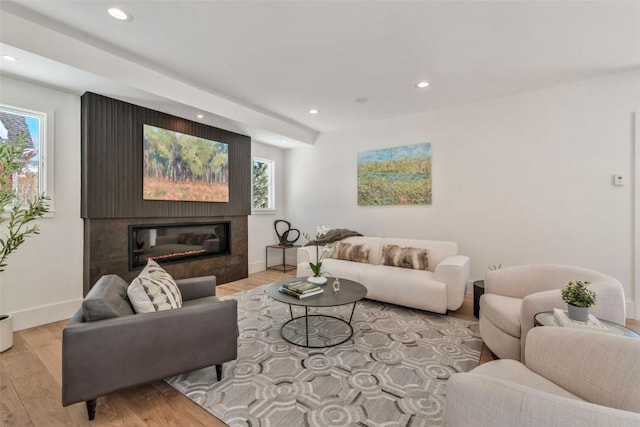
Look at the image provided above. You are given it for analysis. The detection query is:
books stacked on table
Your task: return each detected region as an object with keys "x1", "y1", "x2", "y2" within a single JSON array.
[
  {"x1": 553, "y1": 308, "x2": 609, "y2": 332},
  {"x1": 279, "y1": 281, "x2": 324, "y2": 299}
]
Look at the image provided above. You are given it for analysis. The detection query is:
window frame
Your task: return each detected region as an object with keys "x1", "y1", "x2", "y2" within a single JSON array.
[
  {"x1": 251, "y1": 156, "x2": 276, "y2": 214},
  {"x1": 0, "y1": 103, "x2": 54, "y2": 215}
]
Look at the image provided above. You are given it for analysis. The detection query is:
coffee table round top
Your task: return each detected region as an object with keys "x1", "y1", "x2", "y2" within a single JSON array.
[
  {"x1": 534, "y1": 311, "x2": 640, "y2": 338},
  {"x1": 267, "y1": 277, "x2": 367, "y2": 307}
]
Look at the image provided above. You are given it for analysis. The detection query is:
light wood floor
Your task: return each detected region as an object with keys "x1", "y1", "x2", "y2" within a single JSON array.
[{"x1": 2, "y1": 270, "x2": 638, "y2": 426}]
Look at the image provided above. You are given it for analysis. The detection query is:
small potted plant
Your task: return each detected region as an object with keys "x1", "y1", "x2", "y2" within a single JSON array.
[
  {"x1": 560, "y1": 280, "x2": 596, "y2": 322},
  {"x1": 0, "y1": 133, "x2": 49, "y2": 352}
]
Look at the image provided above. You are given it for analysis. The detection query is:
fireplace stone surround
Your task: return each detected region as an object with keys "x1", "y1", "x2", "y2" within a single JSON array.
[{"x1": 83, "y1": 216, "x2": 247, "y2": 295}]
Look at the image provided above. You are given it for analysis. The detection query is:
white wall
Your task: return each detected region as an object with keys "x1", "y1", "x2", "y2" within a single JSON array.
[
  {"x1": 3, "y1": 71, "x2": 636, "y2": 327},
  {"x1": 248, "y1": 141, "x2": 290, "y2": 274},
  {"x1": 285, "y1": 70, "x2": 640, "y2": 318},
  {"x1": 0, "y1": 76, "x2": 83, "y2": 330}
]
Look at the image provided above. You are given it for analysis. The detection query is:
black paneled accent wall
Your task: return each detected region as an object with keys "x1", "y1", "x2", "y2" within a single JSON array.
[
  {"x1": 81, "y1": 92, "x2": 251, "y2": 293},
  {"x1": 81, "y1": 92, "x2": 251, "y2": 218}
]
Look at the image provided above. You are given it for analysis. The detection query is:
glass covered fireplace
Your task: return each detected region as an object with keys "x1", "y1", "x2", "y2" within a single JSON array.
[{"x1": 129, "y1": 221, "x2": 230, "y2": 270}]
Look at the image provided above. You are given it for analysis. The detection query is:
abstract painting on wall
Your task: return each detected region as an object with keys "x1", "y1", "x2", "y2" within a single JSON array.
[{"x1": 357, "y1": 143, "x2": 432, "y2": 206}]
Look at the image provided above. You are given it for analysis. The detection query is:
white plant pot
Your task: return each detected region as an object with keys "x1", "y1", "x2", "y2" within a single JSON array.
[
  {"x1": 0, "y1": 314, "x2": 13, "y2": 353},
  {"x1": 307, "y1": 276, "x2": 328, "y2": 285}
]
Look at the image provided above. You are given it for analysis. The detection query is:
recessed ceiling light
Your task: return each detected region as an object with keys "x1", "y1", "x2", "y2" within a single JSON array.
[
  {"x1": 2, "y1": 55, "x2": 17, "y2": 62},
  {"x1": 281, "y1": 140, "x2": 287, "y2": 144},
  {"x1": 108, "y1": 8, "x2": 131, "y2": 21},
  {"x1": 416, "y1": 81, "x2": 430, "y2": 88},
  {"x1": 196, "y1": 113, "x2": 204, "y2": 119},
  {"x1": 309, "y1": 109, "x2": 319, "y2": 114}
]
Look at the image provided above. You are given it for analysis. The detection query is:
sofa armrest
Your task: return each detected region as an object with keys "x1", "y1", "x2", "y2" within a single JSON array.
[
  {"x1": 176, "y1": 275, "x2": 217, "y2": 300},
  {"x1": 296, "y1": 246, "x2": 317, "y2": 265},
  {"x1": 525, "y1": 327, "x2": 640, "y2": 412},
  {"x1": 444, "y1": 373, "x2": 640, "y2": 427},
  {"x1": 434, "y1": 255, "x2": 470, "y2": 311},
  {"x1": 62, "y1": 298, "x2": 237, "y2": 406}
]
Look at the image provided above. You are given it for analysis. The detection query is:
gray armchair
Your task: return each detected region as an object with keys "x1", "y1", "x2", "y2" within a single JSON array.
[{"x1": 62, "y1": 274, "x2": 238, "y2": 420}]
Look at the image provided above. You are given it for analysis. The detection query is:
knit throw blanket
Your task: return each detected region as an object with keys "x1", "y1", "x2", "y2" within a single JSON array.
[{"x1": 305, "y1": 228, "x2": 363, "y2": 246}]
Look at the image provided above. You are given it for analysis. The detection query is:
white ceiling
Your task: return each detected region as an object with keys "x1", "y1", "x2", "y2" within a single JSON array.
[{"x1": 1, "y1": 1, "x2": 639, "y2": 147}]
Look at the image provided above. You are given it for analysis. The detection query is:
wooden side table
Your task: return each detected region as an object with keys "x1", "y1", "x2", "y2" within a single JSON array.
[
  {"x1": 473, "y1": 280, "x2": 484, "y2": 318},
  {"x1": 266, "y1": 244, "x2": 300, "y2": 273}
]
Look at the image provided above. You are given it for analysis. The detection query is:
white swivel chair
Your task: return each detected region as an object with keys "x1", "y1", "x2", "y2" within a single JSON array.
[
  {"x1": 444, "y1": 327, "x2": 640, "y2": 426},
  {"x1": 479, "y1": 264, "x2": 626, "y2": 361}
]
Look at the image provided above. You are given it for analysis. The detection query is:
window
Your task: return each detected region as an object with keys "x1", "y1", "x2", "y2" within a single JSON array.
[
  {"x1": 0, "y1": 105, "x2": 48, "y2": 207},
  {"x1": 252, "y1": 157, "x2": 275, "y2": 212}
]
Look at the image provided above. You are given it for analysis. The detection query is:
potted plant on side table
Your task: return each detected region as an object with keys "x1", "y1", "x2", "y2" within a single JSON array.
[
  {"x1": 560, "y1": 280, "x2": 596, "y2": 322},
  {"x1": 0, "y1": 133, "x2": 49, "y2": 352}
]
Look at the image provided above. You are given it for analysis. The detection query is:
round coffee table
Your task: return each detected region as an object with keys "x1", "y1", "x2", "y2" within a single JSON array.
[{"x1": 266, "y1": 277, "x2": 367, "y2": 348}]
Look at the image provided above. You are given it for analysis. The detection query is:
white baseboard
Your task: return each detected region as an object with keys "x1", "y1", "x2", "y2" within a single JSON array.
[
  {"x1": 10, "y1": 298, "x2": 83, "y2": 331},
  {"x1": 249, "y1": 260, "x2": 266, "y2": 275}
]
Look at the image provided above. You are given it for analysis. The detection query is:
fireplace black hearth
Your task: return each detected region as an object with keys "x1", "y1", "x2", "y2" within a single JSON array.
[{"x1": 129, "y1": 222, "x2": 230, "y2": 270}]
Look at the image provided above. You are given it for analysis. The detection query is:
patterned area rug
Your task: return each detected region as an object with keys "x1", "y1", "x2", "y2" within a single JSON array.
[{"x1": 166, "y1": 285, "x2": 482, "y2": 427}]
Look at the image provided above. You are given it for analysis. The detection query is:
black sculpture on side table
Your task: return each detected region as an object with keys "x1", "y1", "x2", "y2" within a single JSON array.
[{"x1": 274, "y1": 220, "x2": 300, "y2": 246}]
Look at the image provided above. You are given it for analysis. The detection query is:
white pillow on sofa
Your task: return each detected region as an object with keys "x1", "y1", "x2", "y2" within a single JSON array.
[{"x1": 127, "y1": 259, "x2": 183, "y2": 313}]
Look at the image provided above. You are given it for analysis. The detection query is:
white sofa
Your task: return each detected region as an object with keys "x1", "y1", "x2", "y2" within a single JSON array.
[
  {"x1": 296, "y1": 236, "x2": 470, "y2": 313},
  {"x1": 444, "y1": 327, "x2": 640, "y2": 426}
]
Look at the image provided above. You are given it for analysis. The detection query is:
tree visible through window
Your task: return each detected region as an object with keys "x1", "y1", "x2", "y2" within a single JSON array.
[
  {"x1": 252, "y1": 157, "x2": 274, "y2": 210},
  {"x1": 0, "y1": 105, "x2": 46, "y2": 206}
]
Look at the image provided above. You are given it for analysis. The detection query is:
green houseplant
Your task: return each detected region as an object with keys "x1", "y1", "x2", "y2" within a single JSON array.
[
  {"x1": 0, "y1": 133, "x2": 49, "y2": 352},
  {"x1": 560, "y1": 280, "x2": 596, "y2": 322}
]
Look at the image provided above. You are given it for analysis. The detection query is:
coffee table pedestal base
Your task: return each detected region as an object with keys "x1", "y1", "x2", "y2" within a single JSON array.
[{"x1": 281, "y1": 312, "x2": 354, "y2": 348}]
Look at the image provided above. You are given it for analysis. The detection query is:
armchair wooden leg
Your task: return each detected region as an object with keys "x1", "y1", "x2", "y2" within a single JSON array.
[
  {"x1": 86, "y1": 399, "x2": 97, "y2": 420},
  {"x1": 216, "y1": 364, "x2": 222, "y2": 381}
]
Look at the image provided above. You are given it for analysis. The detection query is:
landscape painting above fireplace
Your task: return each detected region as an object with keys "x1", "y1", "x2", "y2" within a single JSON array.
[{"x1": 143, "y1": 124, "x2": 229, "y2": 202}]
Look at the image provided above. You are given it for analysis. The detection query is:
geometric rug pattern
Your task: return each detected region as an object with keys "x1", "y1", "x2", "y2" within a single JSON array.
[{"x1": 166, "y1": 285, "x2": 482, "y2": 426}]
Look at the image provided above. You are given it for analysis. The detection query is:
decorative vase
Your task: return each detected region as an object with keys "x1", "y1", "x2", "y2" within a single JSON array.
[
  {"x1": 307, "y1": 275, "x2": 328, "y2": 285},
  {"x1": 332, "y1": 277, "x2": 341, "y2": 293},
  {"x1": 567, "y1": 304, "x2": 589, "y2": 322},
  {"x1": 0, "y1": 314, "x2": 13, "y2": 353}
]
